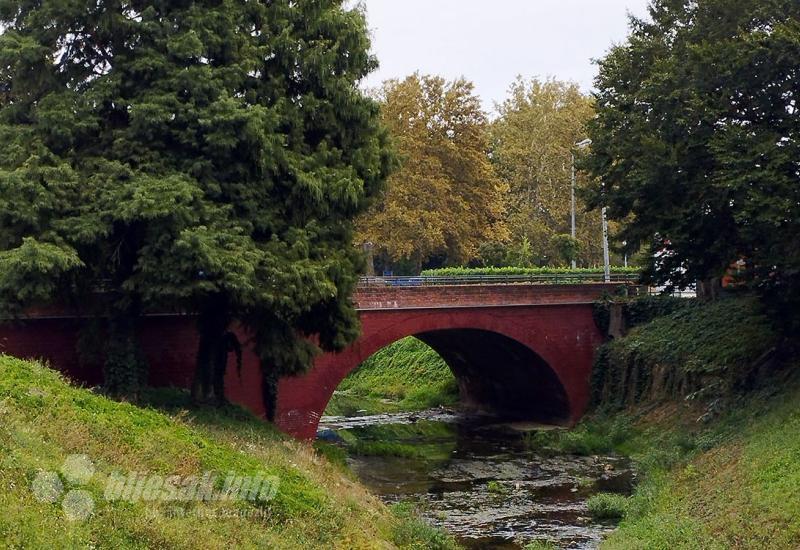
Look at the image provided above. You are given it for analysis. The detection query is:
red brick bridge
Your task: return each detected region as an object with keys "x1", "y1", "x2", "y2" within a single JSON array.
[{"x1": 0, "y1": 283, "x2": 620, "y2": 439}]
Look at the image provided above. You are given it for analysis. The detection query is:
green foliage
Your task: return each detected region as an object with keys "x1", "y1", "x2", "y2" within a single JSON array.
[
  {"x1": 592, "y1": 297, "x2": 779, "y2": 409},
  {"x1": 421, "y1": 265, "x2": 639, "y2": 276},
  {"x1": 551, "y1": 233, "x2": 580, "y2": 266},
  {"x1": 602, "y1": 371, "x2": 800, "y2": 549},
  {"x1": 0, "y1": 1, "x2": 392, "y2": 399},
  {"x1": 584, "y1": 0, "x2": 800, "y2": 326},
  {"x1": 0, "y1": 355, "x2": 428, "y2": 547},
  {"x1": 524, "y1": 542, "x2": 557, "y2": 550},
  {"x1": 347, "y1": 440, "x2": 426, "y2": 459},
  {"x1": 336, "y1": 421, "x2": 457, "y2": 462},
  {"x1": 593, "y1": 295, "x2": 691, "y2": 334},
  {"x1": 486, "y1": 480, "x2": 508, "y2": 495},
  {"x1": 587, "y1": 493, "x2": 628, "y2": 520},
  {"x1": 328, "y1": 337, "x2": 458, "y2": 414}
]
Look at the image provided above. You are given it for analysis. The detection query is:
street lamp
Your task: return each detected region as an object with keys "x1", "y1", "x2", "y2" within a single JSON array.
[
  {"x1": 570, "y1": 139, "x2": 592, "y2": 269},
  {"x1": 601, "y1": 205, "x2": 611, "y2": 283},
  {"x1": 571, "y1": 139, "x2": 611, "y2": 282}
]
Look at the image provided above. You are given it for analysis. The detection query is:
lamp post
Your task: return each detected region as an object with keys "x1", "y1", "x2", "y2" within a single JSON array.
[
  {"x1": 602, "y1": 207, "x2": 611, "y2": 283},
  {"x1": 571, "y1": 139, "x2": 592, "y2": 269}
]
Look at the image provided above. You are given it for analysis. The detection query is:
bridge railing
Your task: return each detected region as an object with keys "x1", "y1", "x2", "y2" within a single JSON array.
[{"x1": 357, "y1": 273, "x2": 641, "y2": 287}]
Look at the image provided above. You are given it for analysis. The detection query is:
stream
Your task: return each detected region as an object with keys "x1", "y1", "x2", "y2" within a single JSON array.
[{"x1": 318, "y1": 409, "x2": 635, "y2": 549}]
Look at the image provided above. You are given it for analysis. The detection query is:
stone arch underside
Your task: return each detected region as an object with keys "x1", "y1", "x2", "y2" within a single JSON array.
[{"x1": 275, "y1": 305, "x2": 602, "y2": 439}]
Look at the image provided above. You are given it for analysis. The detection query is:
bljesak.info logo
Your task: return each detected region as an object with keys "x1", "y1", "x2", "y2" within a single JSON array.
[{"x1": 31, "y1": 454, "x2": 279, "y2": 521}]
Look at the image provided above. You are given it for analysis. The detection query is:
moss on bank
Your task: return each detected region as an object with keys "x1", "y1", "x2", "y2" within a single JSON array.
[
  {"x1": 326, "y1": 337, "x2": 458, "y2": 416},
  {"x1": 0, "y1": 355, "x2": 452, "y2": 549},
  {"x1": 592, "y1": 295, "x2": 781, "y2": 409}
]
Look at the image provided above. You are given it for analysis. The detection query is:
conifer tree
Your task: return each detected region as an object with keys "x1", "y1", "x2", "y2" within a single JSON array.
[{"x1": 0, "y1": 1, "x2": 392, "y2": 404}]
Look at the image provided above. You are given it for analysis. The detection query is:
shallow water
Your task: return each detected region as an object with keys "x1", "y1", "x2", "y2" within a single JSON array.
[{"x1": 318, "y1": 410, "x2": 635, "y2": 549}]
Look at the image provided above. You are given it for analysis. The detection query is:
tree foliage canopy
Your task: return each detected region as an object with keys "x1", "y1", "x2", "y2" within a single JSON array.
[
  {"x1": 356, "y1": 74, "x2": 507, "y2": 270},
  {"x1": 0, "y1": 0, "x2": 392, "y2": 398},
  {"x1": 584, "y1": 0, "x2": 800, "y2": 311},
  {"x1": 490, "y1": 78, "x2": 607, "y2": 266}
]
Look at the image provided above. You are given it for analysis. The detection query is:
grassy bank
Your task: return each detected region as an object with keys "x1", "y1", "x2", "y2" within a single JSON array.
[
  {"x1": 325, "y1": 337, "x2": 458, "y2": 416},
  {"x1": 605, "y1": 378, "x2": 800, "y2": 549},
  {"x1": 0, "y1": 355, "x2": 454, "y2": 549},
  {"x1": 533, "y1": 294, "x2": 800, "y2": 548}
]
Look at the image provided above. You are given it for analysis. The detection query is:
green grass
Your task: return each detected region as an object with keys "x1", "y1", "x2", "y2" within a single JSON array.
[
  {"x1": 561, "y1": 295, "x2": 800, "y2": 547},
  {"x1": 587, "y1": 493, "x2": 628, "y2": 520},
  {"x1": 0, "y1": 355, "x2": 452, "y2": 549},
  {"x1": 337, "y1": 421, "x2": 457, "y2": 461},
  {"x1": 390, "y1": 503, "x2": 458, "y2": 550},
  {"x1": 523, "y1": 415, "x2": 635, "y2": 456},
  {"x1": 326, "y1": 337, "x2": 458, "y2": 416},
  {"x1": 601, "y1": 379, "x2": 800, "y2": 549}
]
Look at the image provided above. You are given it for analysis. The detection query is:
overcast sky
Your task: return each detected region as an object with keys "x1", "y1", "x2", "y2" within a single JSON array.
[{"x1": 359, "y1": 0, "x2": 652, "y2": 115}]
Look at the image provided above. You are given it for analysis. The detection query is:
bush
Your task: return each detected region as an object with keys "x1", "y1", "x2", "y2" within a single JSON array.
[{"x1": 587, "y1": 492, "x2": 628, "y2": 520}]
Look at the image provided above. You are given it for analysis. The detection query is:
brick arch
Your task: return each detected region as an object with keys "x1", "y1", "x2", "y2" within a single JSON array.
[{"x1": 275, "y1": 303, "x2": 602, "y2": 439}]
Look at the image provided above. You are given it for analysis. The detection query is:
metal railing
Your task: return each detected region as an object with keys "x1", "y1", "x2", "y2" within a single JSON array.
[{"x1": 357, "y1": 273, "x2": 641, "y2": 287}]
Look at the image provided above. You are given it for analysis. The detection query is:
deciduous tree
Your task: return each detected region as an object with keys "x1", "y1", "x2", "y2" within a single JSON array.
[
  {"x1": 490, "y1": 78, "x2": 607, "y2": 266},
  {"x1": 584, "y1": 0, "x2": 800, "y2": 319},
  {"x1": 357, "y1": 74, "x2": 506, "y2": 271}
]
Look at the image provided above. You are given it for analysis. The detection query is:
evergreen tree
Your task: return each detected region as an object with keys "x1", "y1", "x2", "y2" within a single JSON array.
[{"x1": 0, "y1": 1, "x2": 392, "y2": 404}]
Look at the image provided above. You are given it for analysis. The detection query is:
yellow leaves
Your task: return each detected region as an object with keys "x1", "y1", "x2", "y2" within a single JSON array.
[
  {"x1": 491, "y1": 77, "x2": 601, "y2": 264},
  {"x1": 356, "y1": 74, "x2": 506, "y2": 267}
]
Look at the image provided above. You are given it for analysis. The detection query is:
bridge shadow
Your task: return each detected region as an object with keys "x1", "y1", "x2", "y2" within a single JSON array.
[{"x1": 413, "y1": 329, "x2": 571, "y2": 425}]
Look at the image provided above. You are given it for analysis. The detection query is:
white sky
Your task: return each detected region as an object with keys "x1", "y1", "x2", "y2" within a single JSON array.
[{"x1": 359, "y1": 0, "x2": 652, "y2": 115}]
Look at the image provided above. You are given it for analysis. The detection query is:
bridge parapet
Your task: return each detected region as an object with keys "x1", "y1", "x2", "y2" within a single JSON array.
[{"x1": 354, "y1": 282, "x2": 635, "y2": 310}]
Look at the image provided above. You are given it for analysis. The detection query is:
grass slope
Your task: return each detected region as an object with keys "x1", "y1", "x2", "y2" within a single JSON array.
[
  {"x1": 604, "y1": 378, "x2": 800, "y2": 549},
  {"x1": 543, "y1": 295, "x2": 800, "y2": 548},
  {"x1": 326, "y1": 337, "x2": 458, "y2": 416},
  {"x1": 0, "y1": 356, "x2": 452, "y2": 549}
]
